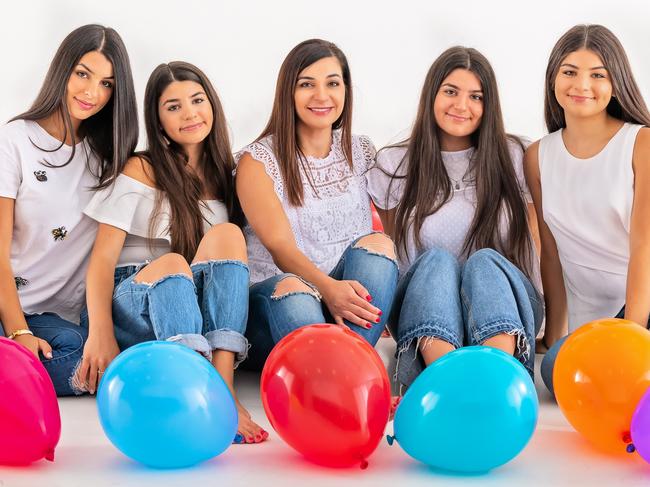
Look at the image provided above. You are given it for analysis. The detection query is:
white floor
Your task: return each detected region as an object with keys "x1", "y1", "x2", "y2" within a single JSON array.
[{"x1": 2, "y1": 340, "x2": 649, "y2": 487}]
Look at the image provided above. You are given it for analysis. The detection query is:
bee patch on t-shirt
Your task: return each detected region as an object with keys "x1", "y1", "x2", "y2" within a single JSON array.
[
  {"x1": 14, "y1": 276, "x2": 29, "y2": 288},
  {"x1": 34, "y1": 170, "x2": 48, "y2": 182},
  {"x1": 52, "y1": 226, "x2": 68, "y2": 241}
]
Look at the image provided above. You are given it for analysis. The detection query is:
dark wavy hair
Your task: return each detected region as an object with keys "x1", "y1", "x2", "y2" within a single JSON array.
[
  {"x1": 545, "y1": 24, "x2": 650, "y2": 132},
  {"x1": 140, "y1": 61, "x2": 242, "y2": 262},
  {"x1": 378, "y1": 46, "x2": 533, "y2": 276},
  {"x1": 11, "y1": 24, "x2": 138, "y2": 188},
  {"x1": 257, "y1": 38, "x2": 353, "y2": 206}
]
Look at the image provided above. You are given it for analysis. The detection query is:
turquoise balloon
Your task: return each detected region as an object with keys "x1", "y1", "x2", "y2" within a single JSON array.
[
  {"x1": 394, "y1": 346, "x2": 538, "y2": 473},
  {"x1": 97, "y1": 341, "x2": 237, "y2": 468}
]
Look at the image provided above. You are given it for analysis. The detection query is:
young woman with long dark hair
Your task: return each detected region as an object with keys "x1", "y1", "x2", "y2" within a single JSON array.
[
  {"x1": 526, "y1": 25, "x2": 650, "y2": 395},
  {"x1": 368, "y1": 46, "x2": 542, "y2": 390},
  {"x1": 0, "y1": 24, "x2": 138, "y2": 396}
]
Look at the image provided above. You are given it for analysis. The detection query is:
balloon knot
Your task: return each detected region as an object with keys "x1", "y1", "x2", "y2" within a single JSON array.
[
  {"x1": 627, "y1": 444, "x2": 636, "y2": 454},
  {"x1": 386, "y1": 434, "x2": 395, "y2": 446},
  {"x1": 360, "y1": 459, "x2": 369, "y2": 470},
  {"x1": 622, "y1": 431, "x2": 632, "y2": 443}
]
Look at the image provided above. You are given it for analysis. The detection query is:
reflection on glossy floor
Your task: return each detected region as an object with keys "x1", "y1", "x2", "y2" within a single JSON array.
[{"x1": 1, "y1": 339, "x2": 649, "y2": 487}]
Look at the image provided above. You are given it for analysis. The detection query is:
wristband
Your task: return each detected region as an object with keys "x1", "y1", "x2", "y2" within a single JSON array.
[{"x1": 7, "y1": 329, "x2": 34, "y2": 340}]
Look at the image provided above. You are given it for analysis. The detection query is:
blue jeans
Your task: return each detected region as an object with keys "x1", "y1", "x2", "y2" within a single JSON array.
[
  {"x1": 0, "y1": 313, "x2": 88, "y2": 396},
  {"x1": 243, "y1": 234, "x2": 399, "y2": 371},
  {"x1": 391, "y1": 248, "x2": 544, "y2": 389},
  {"x1": 81, "y1": 260, "x2": 249, "y2": 366},
  {"x1": 540, "y1": 305, "x2": 647, "y2": 397}
]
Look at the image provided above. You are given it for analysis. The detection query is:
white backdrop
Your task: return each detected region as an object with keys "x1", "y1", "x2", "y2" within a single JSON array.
[{"x1": 1, "y1": 0, "x2": 649, "y2": 150}]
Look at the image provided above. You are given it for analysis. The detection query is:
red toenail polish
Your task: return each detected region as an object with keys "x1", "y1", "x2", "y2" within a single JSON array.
[{"x1": 366, "y1": 295, "x2": 372, "y2": 301}]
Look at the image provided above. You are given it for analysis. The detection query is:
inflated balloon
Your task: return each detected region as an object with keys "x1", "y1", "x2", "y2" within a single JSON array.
[
  {"x1": 261, "y1": 324, "x2": 391, "y2": 468},
  {"x1": 631, "y1": 386, "x2": 650, "y2": 462},
  {"x1": 392, "y1": 346, "x2": 538, "y2": 473},
  {"x1": 554, "y1": 319, "x2": 650, "y2": 453},
  {"x1": 371, "y1": 203, "x2": 384, "y2": 232},
  {"x1": 0, "y1": 337, "x2": 61, "y2": 465},
  {"x1": 97, "y1": 341, "x2": 237, "y2": 468}
]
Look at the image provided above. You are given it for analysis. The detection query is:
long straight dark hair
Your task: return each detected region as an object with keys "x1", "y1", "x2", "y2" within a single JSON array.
[
  {"x1": 142, "y1": 61, "x2": 242, "y2": 262},
  {"x1": 381, "y1": 46, "x2": 533, "y2": 276},
  {"x1": 545, "y1": 24, "x2": 650, "y2": 132},
  {"x1": 11, "y1": 24, "x2": 138, "y2": 188},
  {"x1": 257, "y1": 39, "x2": 353, "y2": 206}
]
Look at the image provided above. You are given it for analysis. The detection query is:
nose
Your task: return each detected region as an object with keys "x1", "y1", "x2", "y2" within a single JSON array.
[
  {"x1": 84, "y1": 82, "x2": 98, "y2": 100},
  {"x1": 181, "y1": 105, "x2": 198, "y2": 120},
  {"x1": 576, "y1": 72, "x2": 591, "y2": 91},
  {"x1": 314, "y1": 84, "x2": 328, "y2": 101},
  {"x1": 454, "y1": 95, "x2": 469, "y2": 111}
]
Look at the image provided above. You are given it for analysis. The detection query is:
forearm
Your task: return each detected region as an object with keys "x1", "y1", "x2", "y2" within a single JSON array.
[
  {"x1": 0, "y1": 259, "x2": 29, "y2": 334},
  {"x1": 540, "y1": 253, "x2": 568, "y2": 343},
  {"x1": 85, "y1": 257, "x2": 117, "y2": 338},
  {"x1": 270, "y1": 243, "x2": 334, "y2": 292},
  {"x1": 624, "y1": 243, "x2": 650, "y2": 326}
]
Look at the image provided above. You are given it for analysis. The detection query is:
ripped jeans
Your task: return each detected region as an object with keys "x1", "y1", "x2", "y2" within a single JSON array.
[
  {"x1": 0, "y1": 313, "x2": 88, "y2": 396},
  {"x1": 242, "y1": 234, "x2": 399, "y2": 371},
  {"x1": 81, "y1": 260, "x2": 249, "y2": 366},
  {"x1": 391, "y1": 248, "x2": 543, "y2": 390}
]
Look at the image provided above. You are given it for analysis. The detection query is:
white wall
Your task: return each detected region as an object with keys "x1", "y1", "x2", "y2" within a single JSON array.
[{"x1": 1, "y1": 0, "x2": 648, "y2": 150}]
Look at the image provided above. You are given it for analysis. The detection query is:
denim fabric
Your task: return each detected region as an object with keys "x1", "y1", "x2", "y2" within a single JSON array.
[
  {"x1": 243, "y1": 233, "x2": 399, "y2": 371},
  {"x1": 393, "y1": 248, "x2": 543, "y2": 389},
  {"x1": 92, "y1": 259, "x2": 249, "y2": 365},
  {"x1": 0, "y1": 313, "x2": 88, "y2": 396}
]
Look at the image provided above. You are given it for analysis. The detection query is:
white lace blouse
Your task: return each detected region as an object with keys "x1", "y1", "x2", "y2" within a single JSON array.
[{"x1": 236, "y1": 130, "x2": 376, "y2": 283}]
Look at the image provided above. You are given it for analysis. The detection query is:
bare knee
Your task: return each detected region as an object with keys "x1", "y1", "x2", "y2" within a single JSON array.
[
  {"x1": 271, "y1": 276, "x2": 319, "y2": 299},
  {"x1": 134, "y1": 253, "x2": 192, "y2": 284},
  {"x1": 354, "y1": 233, "x2": 396, "y2": 260},
  {"x1": 194, "y1": 223, "x2": 247, "y2": 263}
]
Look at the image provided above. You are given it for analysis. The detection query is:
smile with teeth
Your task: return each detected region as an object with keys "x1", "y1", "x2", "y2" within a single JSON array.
[
  {"x1": 74, "y1": 97, "x2": 95, "y2": 110},
  {"x1": 308, "y1": 107, "x2": 334, "y2": 115},
  {"x1": 569, "y1": 95, "x2": 595, "y2": 102},
  {"x1": 180, "y1": 122, "x2": 204, "y2": 132}
]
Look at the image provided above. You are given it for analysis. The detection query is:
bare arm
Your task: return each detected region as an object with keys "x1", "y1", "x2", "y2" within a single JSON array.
[
  {"x1": 625, "y1": 128, "x2": 650, "y2": 326},
  {"x1": 0, "y1": 197, "x2": 53, "y2": 357},
  {"x1": 524, "y1": 141, "x2": 568, "y2": 347},
  {"x1": 236, "y1": 153, "x2": 380, "y2": 328}
]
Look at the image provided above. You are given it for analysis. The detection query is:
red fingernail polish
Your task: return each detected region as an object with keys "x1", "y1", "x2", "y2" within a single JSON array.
[
  {"x1": 365, "y1": 323, "x2": 372, "y2": 329},
  {"x1": 375, "y1": 317, "x2": 380, "y2": 323},
  {"x1": 366, "y1": 295, "x2": 372, "y2": 301},
  {"x1": 378, "y1": 310, "x2": 383, "y2": 316}
]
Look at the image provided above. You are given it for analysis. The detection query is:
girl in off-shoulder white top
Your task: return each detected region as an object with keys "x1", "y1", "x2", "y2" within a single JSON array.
[{"x1": 81, "y1": 62, "x2": 266, "y2": 444}]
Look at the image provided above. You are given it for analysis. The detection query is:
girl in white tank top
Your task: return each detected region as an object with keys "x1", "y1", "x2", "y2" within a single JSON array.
[{"x1": 524, "y1": 24, "x2": 650, "y2": 395}]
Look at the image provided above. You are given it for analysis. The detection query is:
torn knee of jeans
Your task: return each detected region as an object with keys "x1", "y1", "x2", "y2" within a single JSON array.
[
  {"x1": 134, "y1": 273, "x2": 194, "y2": 288},
  {"x1": 271, "y1": 276, "x2": 321, "y2": 301},
  {"x1": 353, "y1": 233, "x2": 398, "y2": 262},
  {"x1": 68, "y1": 358, "x2": 87, "y2": 396}
]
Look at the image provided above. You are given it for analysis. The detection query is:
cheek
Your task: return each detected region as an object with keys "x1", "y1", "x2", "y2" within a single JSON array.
[{"x1": 158, "y1": 111, "x2": 175, "y2": 135}]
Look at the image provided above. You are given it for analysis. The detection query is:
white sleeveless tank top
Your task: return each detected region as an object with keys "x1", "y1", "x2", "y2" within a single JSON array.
[{"x1": 539, "y1": 123, "x2": 643, "y2": 331}]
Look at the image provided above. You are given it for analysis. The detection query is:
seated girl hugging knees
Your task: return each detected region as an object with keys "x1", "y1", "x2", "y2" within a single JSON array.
[
  {"x1": 367, "y1": 46, "x2": 543, "y2": 391},
  {"x1": 80, "y1": 62, "x2": 266, "y2": 443},
  {"x1": 0, "y1": 24, "x2": 138, "y2": 395},
  {"x1": 235, "y1": 39, "x2": 399, "y2": 371}
]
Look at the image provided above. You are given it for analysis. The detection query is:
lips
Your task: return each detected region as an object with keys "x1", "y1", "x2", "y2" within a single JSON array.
[
  {"x1": 308, "y1": 107, "x2": 334, "y2": 116},
  {"x1": 74, "y1": 97, "x2": 95, "y2": 111},
  {"x1": 180, "y1": 122, "x2": 205, "y2": 132},
  {"x1": 446, "y1": 113, "x2": 469, "y2": 122},
  {"x1": 569, "y1": 95, "x2": 595, "y2": 103}
]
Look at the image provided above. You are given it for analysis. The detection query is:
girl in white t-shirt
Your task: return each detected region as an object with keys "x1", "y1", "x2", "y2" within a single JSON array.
[
  {"x1": 0, "y1": 24, "x2": 138, "y2": 396},
  {"x1": 526, "y1": 25, "x2": 650, "y2": 396},
  {"x1": 81, "y1": 62, "x2": 265, "y2": 444},
  {"x1": 367, "y1": 46, "x2": 542, "y2": 390}
]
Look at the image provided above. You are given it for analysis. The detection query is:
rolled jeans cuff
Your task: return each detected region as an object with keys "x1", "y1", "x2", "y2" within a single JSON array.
[
  {"x1": 205, "y1": 329, "x2": 249, "y2": 368},
  {"x1": 167, "y1": 333, "x2": 211, "y2": 359}
]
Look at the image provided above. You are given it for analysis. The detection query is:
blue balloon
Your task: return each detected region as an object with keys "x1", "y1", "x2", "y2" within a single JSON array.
[
  {"x1": 394, "y1": 346, "x2": 538, "y2": 473},
  {"x1": 97, "y1": 341, "x2": 237, "y2": 468}
]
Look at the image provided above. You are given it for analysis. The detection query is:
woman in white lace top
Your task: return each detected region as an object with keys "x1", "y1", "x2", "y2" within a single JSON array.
[{"x1": 236, "y1": 39, "x2": 399, "y2": 369}]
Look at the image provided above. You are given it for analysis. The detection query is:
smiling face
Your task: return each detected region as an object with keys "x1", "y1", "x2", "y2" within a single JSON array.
[
  {"x1": 293, "y1": 56, "x2": 345, "y2": 131},
  {"x1": 554, "y1": 49, "x2": 613, "y2": 121},
  {"x1": 65, "y1": 50, "x2": 114, "y2": 123},
  {"x1": 433, "y1": 68, "x2": 484, "y2": 148},
  {"x1": 158, "y1": 80, "x2": 213, "y2": 146}
]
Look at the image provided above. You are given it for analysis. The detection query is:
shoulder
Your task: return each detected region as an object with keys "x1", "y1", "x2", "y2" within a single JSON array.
[
  {"x1": 122, "y1": 155, "x2": 156, "y2": 188},
  {"x1": 375, "y1": 145, "x2": 408, "y2": 175},
  {"x1": 235, "y1": 136, "x2": 277, "y2": 166},
  {"x1": 632, "y1": 127, "x2": 650, "y2": 171},
  {"x1": 0, "y1": 120, "x2": 29, "y2": 148}
]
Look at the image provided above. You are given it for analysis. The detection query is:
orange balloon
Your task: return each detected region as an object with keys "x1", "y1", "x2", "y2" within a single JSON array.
[{"x1": 554, "y1": 318, "x2": 650, "y2": 453}]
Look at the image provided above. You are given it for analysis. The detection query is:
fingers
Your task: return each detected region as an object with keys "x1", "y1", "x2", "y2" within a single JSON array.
[
  {"x1": 349, "y1": 303, "x2": 381, "y2": 325},
  {"x1": 38, "y1": 339, "x2": 53, "y2": 359},
  {"x1": 348, "y1": 281, "x2": 381, "y2": 315},
  {"x1": 77, "y1": 358, "x2": 90, "y2": 390}
]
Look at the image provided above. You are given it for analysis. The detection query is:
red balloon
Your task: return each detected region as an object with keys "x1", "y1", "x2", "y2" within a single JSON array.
[
  {"x1": 261, "y1": 324, "x2": 390, "y2": 468},
  {"x1": 371, "y1": 203, "x2": 384, "y2": 232},
  {"x1": 0, "y1": 337, "x2": 61, "y2": 465}
]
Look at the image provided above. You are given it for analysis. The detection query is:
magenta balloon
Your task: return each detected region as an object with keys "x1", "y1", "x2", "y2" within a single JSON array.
[
  {"x1": 631, "y1": 387, "x2": 650, "y2": 463},
  {"x1": 0, "y1": 337, "x2": 61, "y2": 464}
]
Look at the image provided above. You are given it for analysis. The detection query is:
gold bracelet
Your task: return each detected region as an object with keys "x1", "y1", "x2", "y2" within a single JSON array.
[{"x1": 7, "y1": 329, "x2": 34, "y2": 340}]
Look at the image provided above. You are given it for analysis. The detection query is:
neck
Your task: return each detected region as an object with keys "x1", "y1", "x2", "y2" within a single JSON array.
[
  {"x1": 439, "y1": 131, "x2": 473, "y2": 152},
  {"x1": 562, "y1": 111, "x2": 619, "y2": 141},
  {"x1": 184, "y1": 142, "x2": 204, "y2": 170},
  {"x1": 297, "y1": 123, "x2": 333, "y2": 158},
  {"x1": 38, "y1": 109, "x2": 82, "y2": 145}
]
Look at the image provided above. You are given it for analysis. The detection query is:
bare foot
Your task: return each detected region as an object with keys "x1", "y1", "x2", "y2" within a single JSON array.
[{"x1": 234, "y1": 400, "x2": 268, "y2": 444}]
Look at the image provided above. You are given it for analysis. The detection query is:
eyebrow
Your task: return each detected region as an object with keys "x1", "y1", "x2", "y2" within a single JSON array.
[
  {"x1": 297, "y1": 73, "x2": 343, "y2": 81},
  {"x1": 162, "y1": 92, "x2": 206, "y2": 105},
  {"x1": 77, "y1": 63, "x2": 115, "y2": 79},
  {"x1": 442, "y1": 83, "x2": 483, "y2": 93},
  {"x1": 560, "y1": 63, "x2": 607, "y2": 70}
]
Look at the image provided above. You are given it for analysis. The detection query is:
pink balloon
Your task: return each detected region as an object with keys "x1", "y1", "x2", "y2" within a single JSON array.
[{"x1": 0, "y1": 337, "x2": 61, "y2": 464}]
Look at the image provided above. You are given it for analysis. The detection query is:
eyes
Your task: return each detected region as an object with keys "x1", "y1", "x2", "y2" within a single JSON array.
[
  {"x1": 166, "y1": 97, "x2": 206, "y2": 112},
  {"x1": 297, "y1": 80, "x2": 342, "y2": 89},
  {"x1": 441, "y1": 88, "x2": 483, "y2": 102},
  {"x1": 560, "y1": 69, "x2": 608, "y2": 79},
  {"x1": 75, "y1": 70, "x2": 113, "y2": 89}
]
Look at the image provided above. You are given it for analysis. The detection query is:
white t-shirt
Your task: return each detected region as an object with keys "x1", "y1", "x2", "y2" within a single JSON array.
[
  {"x1": 0, "y1": 119, "x2": 100, "y2": 323},
  {"x1": 236, "y1": 130, "x2": 375, "y2": 283},
  {"x1": 84, "y1": 173, "x2": 228, "y2": 267},
  {"x1": 366, "y1": 139, "x2": 532, "y2": 273}
]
